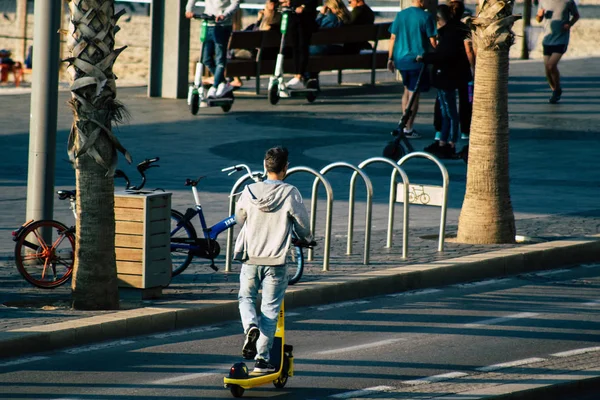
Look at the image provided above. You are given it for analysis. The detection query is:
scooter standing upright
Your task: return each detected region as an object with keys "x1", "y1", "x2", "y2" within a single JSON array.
[
  {"x1": 188, "y1": 14, "x2": 235, "y2": 114},
  {"x1": 223, "y1": 239, "x2": 316, "y2": 398},
  {"x1": 267, "y1": 8, "x2": 319, "y2": 105}
]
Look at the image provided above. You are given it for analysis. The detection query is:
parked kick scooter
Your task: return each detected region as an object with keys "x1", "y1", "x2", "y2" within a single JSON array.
[
  {"x1": 267, "y1": 7, "x2": 319, "y2": 105},
  {"x1": 382, "y1": 62, "x2": 468, "y2": 164},
  {"x1": 223, "y1": 239, "x2": 316, "y2": 398},
  {"x1": 188, "y1": 13, "x2": 235, "y2": 114}
]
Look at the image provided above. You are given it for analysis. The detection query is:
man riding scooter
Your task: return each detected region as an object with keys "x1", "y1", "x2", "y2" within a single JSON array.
[{"x1": 186, "y1": 0, "x2": 239, "y2": 98}]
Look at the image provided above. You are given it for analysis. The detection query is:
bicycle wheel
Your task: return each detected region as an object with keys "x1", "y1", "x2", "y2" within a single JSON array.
[
  {"x1": 287, "y1": 246, "x2": 304, "y2": 285},
  {"x1": 14, "y1": 220, "x2": 75, "y2": 289},
  {"x1": 170, "y1": 209, "x2": 197, "y2": 277}
]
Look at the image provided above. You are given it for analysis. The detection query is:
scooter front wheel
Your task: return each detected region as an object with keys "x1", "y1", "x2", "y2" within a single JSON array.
[
  {"x1": 268, "y1": 84, "x2": 280, "y2": 105},
  {"x1": 305, "y1": 79, "x2": 319, "y2": 103},
  {"x1": 273, "y1": 356, "x2": 289, "y2": 388},
  {"x1": 190, "y1": 92, "x2": 200, "y2": 115},
  {"x1": 229, "y1": 385, "x2": 245, "y2": 398}
]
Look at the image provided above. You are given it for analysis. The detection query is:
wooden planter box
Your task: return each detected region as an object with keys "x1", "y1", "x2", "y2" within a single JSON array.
[{"x1": 114, "y1": 191, "x2": 172, "y2": 290}]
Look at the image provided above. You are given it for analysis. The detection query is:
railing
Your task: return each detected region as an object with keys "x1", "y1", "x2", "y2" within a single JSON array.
[
  {"x1": 317, "y1": 162, "x2": 373, "y2": 265},
  {"x1": 354, "y1": 157, "x2": 410, "y2": 258},
  {"x1": 397, "y1": 152, "x2": 449, "y2": 252},
  {"x1": 286, "y1": 166, "x2": 334, "y2": 271}
]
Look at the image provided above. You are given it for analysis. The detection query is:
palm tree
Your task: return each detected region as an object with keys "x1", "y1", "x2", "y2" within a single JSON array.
[
  {"x1": 456, "y1": 0, "x2": 520, "y2": 244},
  {"x1": 64, "y1": 0, "x2": 131, "y2": 310}
]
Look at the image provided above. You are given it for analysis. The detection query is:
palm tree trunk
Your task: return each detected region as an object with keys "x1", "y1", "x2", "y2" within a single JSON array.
[
  {"x1": 65, "y1": 0, "x2": 130, "y2": 310},
  {"x1": 456, "y1": 0, "x2": 519, "y2": 244}
]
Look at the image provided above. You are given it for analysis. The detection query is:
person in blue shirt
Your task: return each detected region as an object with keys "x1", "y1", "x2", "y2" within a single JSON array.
[
  {"x1": 309, "y1": 0, "x2": 351, "y2": 55},
  {"x1": 387, "y1": 0, "x2": 436, "y2": 139}
]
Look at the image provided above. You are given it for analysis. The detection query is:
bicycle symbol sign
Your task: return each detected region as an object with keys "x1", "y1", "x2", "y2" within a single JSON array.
[{"x1": 396, "y1": 184, "x2": 444, "y2": 207}]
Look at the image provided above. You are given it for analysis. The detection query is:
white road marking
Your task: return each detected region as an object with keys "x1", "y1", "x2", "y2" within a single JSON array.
[
  {"x1": 63, "y1": 340, "x2": 135, "y2": 354},
  {"x1": 402, "y1": 372, "x2": 469, "y2": 385},
  {"x1": 476, "y1": 357, "x2": 546, "y2": 372},
  {"x1": 317, "y1": 300, "x2": 369, "y2": 311},
  {"x1": 150, "y1": 369, "x2": 225, "y2": 384},
  {"x1": 583, "y1": 299, "x2": 600, "y2": 306},
  {"x1": 388, "y1": 289, "x2": 441, "y2": 297},
  {"x1": 329, "y1": 385, "x2": 394, "y2": 398},
  {"x1": 551, "y1": 346, "x2": 600, "y2": 357},
  {"x1": 535, "y1": 269, "x2": 570, "y2": 277},
  {"x1": 0, "y1": 356, "x2": 49, "y2": 367},
  {"x1": 453, "y1": 279, "x2": 511, "y2": 289},
  {"x1": 582, "y1": 263, "x2": 600, "y2": 269},
  {"x1": 286, "y1": 312, "x2": 301, "y2": 317},
  {"x1": 464, "y1": 312, "x2": 539, "y2": 327},
  {"x1": 151, "y1": 326, "x2": 220, "y2": 339},
  {"x1": 315, "y1": 338, "x2": 406, "y2": 355}
]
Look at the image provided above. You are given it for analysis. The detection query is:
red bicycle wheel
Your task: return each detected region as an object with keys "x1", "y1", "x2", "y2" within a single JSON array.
[{"x1": 14, "y1": 220, "x2": 75, "y2": 289}]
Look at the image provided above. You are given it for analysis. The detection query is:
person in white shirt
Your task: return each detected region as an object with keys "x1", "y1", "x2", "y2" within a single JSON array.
[{"x1": 186, "y1": 0, "x2": 240, "y2": 97}]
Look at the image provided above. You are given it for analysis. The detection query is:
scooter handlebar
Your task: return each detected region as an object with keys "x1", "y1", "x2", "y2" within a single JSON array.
[{"x1": 193, "y1": 13, "x2": 216, "y2": 21}]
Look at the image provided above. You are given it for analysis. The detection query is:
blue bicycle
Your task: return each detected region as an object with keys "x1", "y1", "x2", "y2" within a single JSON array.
[{"x1": 169, "y1": 164, "x2": 314, "y2": 281}]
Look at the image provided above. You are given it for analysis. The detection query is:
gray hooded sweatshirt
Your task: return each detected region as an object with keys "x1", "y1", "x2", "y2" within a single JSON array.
[{"x1": 234, "y1": 181, "x2": 312, "y2": 266}]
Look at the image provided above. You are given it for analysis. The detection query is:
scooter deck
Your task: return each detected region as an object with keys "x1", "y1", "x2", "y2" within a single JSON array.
[
  {"x1": 207, "y1": 97, "x2": 234, "y2": 106},
  {"x1": 285, "y1": 88, "x2": 318, "y2": 96}
]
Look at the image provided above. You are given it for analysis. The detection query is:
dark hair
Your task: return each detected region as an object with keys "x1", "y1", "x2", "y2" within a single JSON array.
[
  {"x1": 448, "y1": 1, "x2": 465, "y2": 21},
  {"x1": 437, "y1": 4, "x2": 452, "y2": 24},
  {"x1": 264, "y1": 146, "x2": 289, "y2": 173}
]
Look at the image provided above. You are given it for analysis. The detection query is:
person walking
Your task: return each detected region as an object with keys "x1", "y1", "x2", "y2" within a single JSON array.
[
  {"x1": 536, "y1": 0, "x2": 579, "y2": 103},
  {"x1": 387, "y1": 0, "x2": 437, "y2": 139},
  {"x1": 282, "y1": 0, "x2": 319, "y2": 89},
  {"x1": 422, "y1": 4, "x2": 470, "y2": 158},
  {"x1": 235, "y1": 146, "x2": 312, "y2": 373},
  {"x1": 185, "y1": 0, "x2": 240, "y2": 98}
]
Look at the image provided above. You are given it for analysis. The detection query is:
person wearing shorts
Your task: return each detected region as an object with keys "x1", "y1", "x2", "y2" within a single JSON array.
[
  {"x1": 387, "y1": 0, "x2": 436, "y2": 139},
  {"x1": 536, "y1": 0, "x2": 579, "y2": 103}
]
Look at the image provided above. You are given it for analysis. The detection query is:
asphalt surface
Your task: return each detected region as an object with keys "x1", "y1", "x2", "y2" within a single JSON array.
[
  {"x1": 0, "y1": 263, "x2": 599, "y2": 399},
  {"x1": 1, "y1": 58, "x2": 600, "y2": 399}
]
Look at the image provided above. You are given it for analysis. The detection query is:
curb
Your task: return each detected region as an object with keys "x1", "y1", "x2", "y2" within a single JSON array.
[
  {"x1": 488, "y1": 369, "x2": 600, "y2": 400},
  {"x1": 1, "y1": 236, "x2": 599, "y2": 360}
]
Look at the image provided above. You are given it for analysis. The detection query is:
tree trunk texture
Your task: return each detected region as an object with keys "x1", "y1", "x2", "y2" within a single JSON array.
[
  {"x1": 65, "y1": 0, "x2": 130, "y2": 310},
  {"x1": 457, "y1": 0, "x2": 519, "y2": 244}
]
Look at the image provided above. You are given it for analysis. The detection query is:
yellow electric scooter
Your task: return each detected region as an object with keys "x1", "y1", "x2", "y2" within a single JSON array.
[{"x1": 223, "y1": 239, "x2": 315, "y2": 398}]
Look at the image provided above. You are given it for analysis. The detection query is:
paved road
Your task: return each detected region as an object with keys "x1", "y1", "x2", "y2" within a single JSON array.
[{"x1": 1, "y1": 263, "x2": 598, "y2": 399}]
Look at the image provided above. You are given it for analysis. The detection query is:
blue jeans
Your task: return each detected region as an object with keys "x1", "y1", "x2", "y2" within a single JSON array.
[
  {"x1": 238, "y1": 264, "x2": 288, "y2": 361},
  {"x1": 202, "y1": 25, "x2": 231, "y2": 87},
  {"x1": 437, "y1": 88, "x2": 459, "y2": 144}
]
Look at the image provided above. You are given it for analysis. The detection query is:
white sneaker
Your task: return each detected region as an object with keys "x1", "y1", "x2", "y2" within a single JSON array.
[
  {"x1": 279, "y1": 88, "x2": 291, "y2": 98},
  {"x1": 200, "y1": 101, "x2": 208, "y2": 108},
  {"x1": 286, "y1": 77, "x2": 304, "y2": 90},
  {"x1": 206, "y1": 86, "x2": 217, "y2": 98},
  {"x1": 216, "y1": 82, "x2": 234, "y2": 97}
]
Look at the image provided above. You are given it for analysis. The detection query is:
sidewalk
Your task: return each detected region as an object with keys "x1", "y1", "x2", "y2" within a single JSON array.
[{"x1": 1, "y1": 57, "x2": 600, "y2": 398}]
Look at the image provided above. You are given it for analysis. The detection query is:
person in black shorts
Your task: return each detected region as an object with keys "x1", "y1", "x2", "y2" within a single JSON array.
[{"x1": 536, "y1": 0, "x2": 579, "y2": 103}]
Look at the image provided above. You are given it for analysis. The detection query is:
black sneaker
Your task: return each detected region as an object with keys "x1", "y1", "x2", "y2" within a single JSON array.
[
  {"x1": 424, "y1": 141, "x2": 441, "y2": 154},
  {"x1": 549, "y1": 87, "x2": 562, "y2": 104},
  {"x1": 404, "y1": 130, "x2": 422, "y2": 139},
  {"x1": 441, "y1": 144, "x2": 457, "y2": 159},
  {"x1": 242, "y1": 326, "x2": 260, "y2": 360},
  {"x1": 254, "y1": 358, "x2": 276, "y2": 374}
]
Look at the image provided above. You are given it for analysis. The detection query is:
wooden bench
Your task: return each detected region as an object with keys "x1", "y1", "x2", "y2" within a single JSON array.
[{"x1": 225, "y1": 22, "x2": 391, "y2": 95}]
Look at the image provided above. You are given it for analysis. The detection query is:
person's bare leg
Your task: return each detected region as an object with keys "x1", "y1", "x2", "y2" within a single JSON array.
[
  {"x1": 543, "y1": 55, "x2": 555, "y2": 90},
  {"x1": 406, "y1": 91, "x2": 420, "y2": 131},
  {"x1": 547, "y1": 52, "x2": 563, "y2": 92}
]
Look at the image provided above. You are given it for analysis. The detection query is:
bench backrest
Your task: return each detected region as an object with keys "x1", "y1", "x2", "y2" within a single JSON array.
[
  {"x1": 229, "y1": 30, "x2": 264, "y2": 51},
  {"x1": 310, "y1": 24, "x2": 379, "y2": 46},
  {"x1": 375, "y1": 22, "x2": 392, "y2": 41}
]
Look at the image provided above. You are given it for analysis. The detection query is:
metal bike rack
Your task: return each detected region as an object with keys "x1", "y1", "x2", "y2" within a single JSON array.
[
  {"x1": 224, "y1": 171, "x2": 264, "y2": 273},
  {"x1": 355, "y1": 157, "x2": 410, "y2": 258},
  {"x1": 397, "y1": 151, "x2": 449, "y2": 252},
  {"x1": 317, "y1": 162, "x2": 373, "y2": 265},
  {"x1": 285, "y1": 166, "x2": 334, "y2": 272}
]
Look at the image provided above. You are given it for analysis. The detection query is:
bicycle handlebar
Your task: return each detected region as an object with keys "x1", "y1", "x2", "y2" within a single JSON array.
[
  {"x1": 222, "y1": 164, "x2": 265, "y2": 182},
  {"x1": 115, "y1": 156, "x2": 160, "y2": 191}
]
